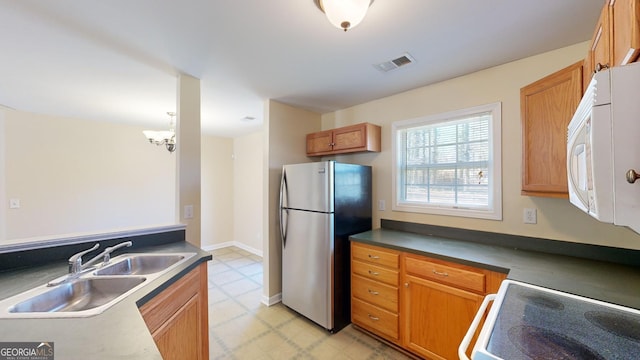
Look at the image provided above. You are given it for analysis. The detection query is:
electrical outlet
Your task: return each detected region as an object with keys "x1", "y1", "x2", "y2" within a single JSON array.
[
  {"x1": 523, "y1": 208, "x2": 537, "y2": 224},
  {"x1": 378, "y1": 200, "x2": 386, "y2": 211}
]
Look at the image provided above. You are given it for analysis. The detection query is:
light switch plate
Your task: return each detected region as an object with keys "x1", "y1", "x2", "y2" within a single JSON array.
[
  {"x1": 9, "y1": 198, "x2": 20, "y2": 209},
  {"x1": 378, "y1": 200, "x2": 386, "y2": 211},
  {"x1": 184, "y1": 205, "x2": 194, "y2": 219}
]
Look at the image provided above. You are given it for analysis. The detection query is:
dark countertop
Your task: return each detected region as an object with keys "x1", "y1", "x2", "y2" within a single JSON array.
[
  {"x1": 350, "y1": 228, "x2": 640, "y2": 310},
  {"x1": 0, "y1": 241, "x2": 212, "y2": 360}
]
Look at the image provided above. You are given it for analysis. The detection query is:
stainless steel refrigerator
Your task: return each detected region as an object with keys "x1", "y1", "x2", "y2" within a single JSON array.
[{"x1": 279, "y1": 161, "x2": 372, "y2": 332}]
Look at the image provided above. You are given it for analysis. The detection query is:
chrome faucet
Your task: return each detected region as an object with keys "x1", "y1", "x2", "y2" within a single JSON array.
[
  {"x1": 68, "y1": 243, "x2": 100, "y2": 274},
  {"x1": 83, "y1": 241, "x2": 133, "y2": 269},
  {"x1": 47, "y1": 241, "x2": 134, "y2": 287}
]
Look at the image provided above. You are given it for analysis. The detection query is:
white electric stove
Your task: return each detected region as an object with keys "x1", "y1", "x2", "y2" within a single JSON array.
[{"x1": 460, "y1": 280, "x2": 640, "y2": 360}]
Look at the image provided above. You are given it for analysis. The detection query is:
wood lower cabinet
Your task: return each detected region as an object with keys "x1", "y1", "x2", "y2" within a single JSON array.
[
  {"x1": 402, "y1": 254, "x2": 505, "y2": 360},
  {"x1": 351, "y1": 242, "x2": 507, "y2": 360},
  {"x1": 139, "y1": 262, "x2": 209, "y2": 360},
  {"x1": 306, "y1": 122, "x2": 381, "y2": 156},
  {"x1": 403, "y1": 274, "x2": 483, "y2": 360},
  {"x1": 520, "y1": 61, "x2": 583, "y2": 198},
  {"x1": 351, "y1": 242, "x2": 401, "y2": 343}
]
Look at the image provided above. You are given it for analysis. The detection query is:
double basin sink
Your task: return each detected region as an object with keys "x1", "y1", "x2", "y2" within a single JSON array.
[{"x1": 0, "y1": 252, "x2": 196, "y2": 318}]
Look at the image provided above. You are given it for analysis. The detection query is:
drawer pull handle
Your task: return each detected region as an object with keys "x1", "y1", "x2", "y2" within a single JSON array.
[
  {"x1": 368, "y1": 254, "x2": 380, "y2": 259},
  {"x1": 368, "y1": 289, "x2": 379, "y2": 295},
  {"x1": 368, "y1": 270, "x2": 379, "y2": 276},
  {"x1": 367, "y1": 314, "x2": 380, "y2": 321},
  {"x1": 432, "y1": 270, "x2": 449, "y2": 277}
]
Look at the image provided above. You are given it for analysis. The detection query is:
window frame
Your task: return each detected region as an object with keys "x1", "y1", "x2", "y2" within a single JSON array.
[{"x1": 391, "y1": 102, "x2": 502, "y2": 220}]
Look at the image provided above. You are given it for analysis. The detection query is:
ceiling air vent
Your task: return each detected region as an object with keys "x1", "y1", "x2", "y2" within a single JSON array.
[{"x1": 374, "y1": 53, "x2": 415, "y2": 73}]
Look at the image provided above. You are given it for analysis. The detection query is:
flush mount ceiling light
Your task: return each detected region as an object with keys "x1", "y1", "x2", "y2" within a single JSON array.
[
  {"x1": 315, "y1": 0, "x2": 374, "y2": 32},
  {"x1": 143, "y1": 112, "x2": 176, "y2": 153}
]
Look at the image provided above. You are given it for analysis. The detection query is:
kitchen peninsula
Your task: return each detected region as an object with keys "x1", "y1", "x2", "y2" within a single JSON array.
[{"x1": 0, "y1": 226, "x2": 211, "y2": 360}]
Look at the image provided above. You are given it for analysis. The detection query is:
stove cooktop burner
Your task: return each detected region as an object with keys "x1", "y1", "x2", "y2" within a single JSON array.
[
  {"x1": 585, "y1": 311, "x2": 640, "y2": 342},
  {"x1": 517, "y1": 293, "x2": 565, "y2": 311},
  {"x1": 483, "y1": 281, "x2": 640, "y2": 360},
  {"x1": 508, "y1": 325, "x2": 605, "y2": 360}
]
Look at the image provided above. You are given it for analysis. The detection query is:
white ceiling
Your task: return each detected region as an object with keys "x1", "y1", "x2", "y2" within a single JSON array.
[{"x1": 0, "y1": 0, "x2": 603, "y2": 137}]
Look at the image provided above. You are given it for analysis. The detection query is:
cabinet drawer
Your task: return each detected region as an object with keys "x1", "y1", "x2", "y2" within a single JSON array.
[
  {"x1": 352, "y1": 274, "x2": 398, "y2": 312},
  {"x1": 352, "y1": 297, "x2": 399, "y2": 341},
  {"x1": 352, "y1": 259, "x2": 399, "y2": 286},
  {"x1": 405, "y1": 256, "x2": 485, "y2": 293},
  {"x1": 352, "y1": 243, "x2": 399, "y2": 269}
]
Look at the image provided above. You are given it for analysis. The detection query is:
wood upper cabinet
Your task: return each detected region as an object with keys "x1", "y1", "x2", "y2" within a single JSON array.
[
  {"x1": 521, "y1": 61, "x2": 583, "y2": 198},
  {"x1": 139, "y1": 262, "x2": 209, "y2": 360},
  {"x1": 584, "y1": 4, "x2": 610, "y2": 87},
  {"x1": 306, "y1": 123, "x2": 381, "y2": 156},
  {"x1": 611, "y1": 0, "x2": 640, "y2": 66},
  {"x1": 584, "y1": 0, "x2": 640, "y2": 86}
]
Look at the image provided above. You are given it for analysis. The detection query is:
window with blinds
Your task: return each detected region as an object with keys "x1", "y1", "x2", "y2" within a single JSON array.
[{"x1": 392, "y1": 102, "x2": 502, "y2": 220}]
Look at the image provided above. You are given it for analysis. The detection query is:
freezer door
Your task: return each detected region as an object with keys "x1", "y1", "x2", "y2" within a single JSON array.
[
  {"x1": 282, "y1": 161, "x2": 334, "y2": 213},
  {"x1": 281, "y1": 209, "x2": 334, "y2": 330}
]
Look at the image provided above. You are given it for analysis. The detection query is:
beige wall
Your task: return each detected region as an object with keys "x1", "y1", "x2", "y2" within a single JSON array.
[
  {"x1": 201, "y1": 135, "x2": 234, "y2": 249},
  {"x1": 0, "y1": 110, "x2": 6, "y2": 240},
  {"x1": 264, "y1": 100, "x2": 321, "y2": 303},
  {"x1": 233, "y1": 131, "x2": 264, "y2": 254},
  {"x1": 322, "y1": 41, "x2": 640, "y2": 250},
  {"x1": 2, "y1": 109, "x2": 176, "y2": 241},
  {"x1": 176, "y1": 75, "x2": 202, "y2": 246}
]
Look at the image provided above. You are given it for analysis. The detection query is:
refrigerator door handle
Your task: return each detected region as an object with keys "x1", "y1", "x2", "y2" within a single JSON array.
[{"x1": 279, "y1": 169, "x2": 288, "y2": 248}]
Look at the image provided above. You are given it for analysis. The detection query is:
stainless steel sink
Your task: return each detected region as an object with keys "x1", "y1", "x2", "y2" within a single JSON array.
[
  {"x1": 9, "y1": 277, "x2": 145, "y2": 314},
  {"x1": 94, "y1": 254, "x2": 188, "y2": 276},
  {"x1": 0, "y1": 252, "x2": 197, "y2": 318}
]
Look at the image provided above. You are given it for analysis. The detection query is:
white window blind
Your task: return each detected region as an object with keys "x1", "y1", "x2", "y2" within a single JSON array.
[{"x1": 392, "y1": 102, "x2": 502, "y2": 220}]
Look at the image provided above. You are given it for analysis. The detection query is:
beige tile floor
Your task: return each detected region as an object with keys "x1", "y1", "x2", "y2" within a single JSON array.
[{"x1": 207, "y1": 247, "x2": 414, "y2": 360}]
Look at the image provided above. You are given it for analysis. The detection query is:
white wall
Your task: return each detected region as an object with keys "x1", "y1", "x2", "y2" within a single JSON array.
[
  {"x1": 2, "y1": 109, "x2": 176, "y2": 242},
  {"x1": 200, "y1": 135, "x2": 234, "y2": 249},
  {"x1": 322, "y1": 42, "x2": 640, "y2": 250},
  {"x1": 233, "y1": 131, "x2": 263, "y2": 255}
]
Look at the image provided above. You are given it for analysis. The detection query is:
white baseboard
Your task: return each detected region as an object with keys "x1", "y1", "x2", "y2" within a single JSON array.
[
  {"x1": 201, "y1": 241, "x2": 263, "y2": 257},
  {"x1": 261, "y1": 293, "x2": 282, "y2": 307}
]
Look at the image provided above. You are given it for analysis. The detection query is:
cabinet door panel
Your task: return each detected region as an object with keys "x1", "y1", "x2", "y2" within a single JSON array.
[
  {"x1": 139, "y1": 263, "x2": 209, "y2": 360},
  {"x1": 332, "y1": 124, "x2": 367, "y2": 152},
  {"x1": 521, "y1": 61, "x2": 582, "y2": 197},
  {"x1": 611, "y1": 0, "x2": 640, "y2": 65},
  {"x1": 306, "y1": 130, "x2": 333, "y2": 155},
  {"x1": 403, "y1": 276, "x2": 483, "y2": 360},
  {"x1": 153, "y1": 295, "x2": 201, "y2": 360},
  {"x1": 591, "y1": 4, "x2": 611, "y2": 71}
]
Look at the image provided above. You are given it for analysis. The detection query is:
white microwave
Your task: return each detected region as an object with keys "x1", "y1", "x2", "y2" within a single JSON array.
[{"x1": 566, "y1": 61, "x2": 640, "y2": 234}]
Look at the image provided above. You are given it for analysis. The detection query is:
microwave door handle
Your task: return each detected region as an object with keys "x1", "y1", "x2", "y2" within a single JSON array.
[{"x1": 458, "y1": 294, "x2": 496, "y2": 360}]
